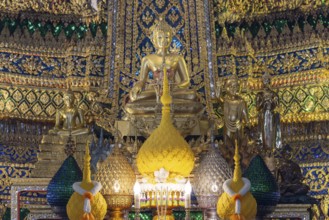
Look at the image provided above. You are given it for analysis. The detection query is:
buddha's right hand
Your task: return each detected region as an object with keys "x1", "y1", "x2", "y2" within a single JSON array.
[{"x1": 129, "y1": 83, "x2": 143, "y2": 101}]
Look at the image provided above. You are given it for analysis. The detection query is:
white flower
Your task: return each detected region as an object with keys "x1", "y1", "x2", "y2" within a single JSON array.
[{"x1": 154, "y1": 168, "x2": 169, "y2": 183}]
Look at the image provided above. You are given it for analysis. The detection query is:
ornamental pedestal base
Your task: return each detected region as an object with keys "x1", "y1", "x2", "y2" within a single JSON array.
[
  {"x1": 105, "y1": 195, "x2": 133, "y2": 220},
  {"x1": 205, "y1": 208, "x2": 220, "y2": 220},
  {"x1": 109, "y1": 208, "x2": 125, "y2": 220},
  {"x1": 31, "y1": 133, "x2": 92, "y2": 178},
  {"x1": 153, "y1": 208, "x2": 174, "y2": 220},
  {"x1": 256, "y1": 204, "x2": 312, "y2": 220},
  {"x1": 117, "y1": 117, "x2": 208, "y2": 137}
]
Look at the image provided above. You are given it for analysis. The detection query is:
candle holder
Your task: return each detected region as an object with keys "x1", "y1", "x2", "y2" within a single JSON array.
[{"x1": 133, "y1": 171, "x2": 191, "y2": 220}]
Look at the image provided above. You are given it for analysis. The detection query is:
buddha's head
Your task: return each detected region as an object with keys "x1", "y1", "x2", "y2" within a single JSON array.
[
  {"x1": 63, "y1": 91, "x2": 75, "y2": 108},
  {"x1": 262, "y1": 72, "x2": 271, "y2": 86},
  {"x1": 151, "y1": 18, "x2": 172, "y2": 50},
  {"x1": 226, "y1": 75, "x2": 239, "y2": 96}
]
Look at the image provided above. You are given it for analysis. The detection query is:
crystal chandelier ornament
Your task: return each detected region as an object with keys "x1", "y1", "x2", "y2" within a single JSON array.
[
  {"x1": 193, "y1": 141, "x2": 232, "y2": 220},
  {"x1": 94, "y1": 142, "x2": 136, "y2": 220}
]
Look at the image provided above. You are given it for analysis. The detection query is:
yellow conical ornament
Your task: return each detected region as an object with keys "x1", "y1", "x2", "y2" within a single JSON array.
[
  {"x1": 136, "y1": 65, "x2": 195, "y2": 181},
  {"x1": 67, "y1": 142, "x2": 107, "y2": 220},
  {"x1": 217, "y1": 141, "x2": 257, "y2": 220}
]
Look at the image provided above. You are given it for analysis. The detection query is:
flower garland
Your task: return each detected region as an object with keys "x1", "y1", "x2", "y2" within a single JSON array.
[
  {"x1": 72, "y1": 181, "x2": 102, "y2": 220},
  {"x1": 222, "y1": 177, "x2": 251, "y2": 220}
]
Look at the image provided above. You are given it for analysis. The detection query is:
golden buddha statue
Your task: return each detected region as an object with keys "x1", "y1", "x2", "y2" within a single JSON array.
[
  {"x1": 49, "y1": 90, "x2": 89, "y2": 136},
  {"x1": 125, "y1": 18, "x2": 202, "y2": 116},
  {"x1": 216, "y1": 75, "x2": 249, "y2": 148}
]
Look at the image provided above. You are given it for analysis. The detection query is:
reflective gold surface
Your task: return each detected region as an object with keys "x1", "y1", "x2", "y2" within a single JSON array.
[
  {"x1": 49, "y1": 90, "x2": 89, "y2": 136},
  {"x1": 125, "y1": 18, "x2": 202, "y2": 116}
]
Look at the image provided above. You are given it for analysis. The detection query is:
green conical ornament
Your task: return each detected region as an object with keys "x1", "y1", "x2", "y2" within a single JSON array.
[
  {"x1": 47, "y1": 135, "x2": 82, "y2": 218},
  {"x1": 243, "y1": 155, "x2": 280, "y2": 215}
]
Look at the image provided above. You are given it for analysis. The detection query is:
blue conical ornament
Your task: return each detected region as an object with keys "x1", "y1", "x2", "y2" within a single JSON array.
[
  {"x1": 47, "y1": 135, "x2": 82, "y2": 218},
  {"x1": 243, "y1": 155, "x2": 280, "y2": 215}
]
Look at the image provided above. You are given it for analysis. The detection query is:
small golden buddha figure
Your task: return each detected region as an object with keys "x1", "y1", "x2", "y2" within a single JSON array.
[
  {"x1": 49, "y1": 90, "x2": 89, "y2": 136},
  {"x1": 216, "y1": 75, "x2": 249, "y2": 148},
  {"x1": 125, "y1": 18, "x2": 202, "y2": 116}
]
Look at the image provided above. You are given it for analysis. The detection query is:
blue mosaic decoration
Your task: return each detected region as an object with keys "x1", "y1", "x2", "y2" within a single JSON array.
[
  {"x1": 0, "y1": 144, "x2": 38, "y2": 164},
  {"x1": 217, "y1": 47, "x2": 326, "y2": 78},
  {"x1": 0, "y1": 164, "x2": 31, "y2": 197},
  {"x1": 72, "y1": 56, "x2": 87, "y2": 77},
  {"x1": 90, "y1": 56, "x2": 105, "y2": 77},
  {"x1": 294, "y1": 141, "x2": 329, "y2": 163},
  {"x1": 0, "y1": 52, "x2": 106, "y2": 79},
  {"x1": 0, "y1": 52, "x2": 65, "y2": 78},
  {"x1": 301, "y1": 162, "x2": 329, "y2": 198}
]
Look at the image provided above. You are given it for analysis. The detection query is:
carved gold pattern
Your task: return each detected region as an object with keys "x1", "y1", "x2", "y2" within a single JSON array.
[
  {"x1": 0, "y1": 87, "x2": 92, "y2": 121},
  {"x1": 215, "y1": 0, "x2": 329, "y2": 23},
  {"x1": 0, "y1": 1, "x2": 107, "y2": 23}
]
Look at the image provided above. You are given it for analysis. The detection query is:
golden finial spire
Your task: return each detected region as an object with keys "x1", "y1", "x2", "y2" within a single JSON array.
[
  {"x1": 82, "y1": 142, "x2": 92, "y2": 184},
  {"x1": 160, "y1": 67, "x2": 172, "y2": 108},
  {"x1": 233, "y1": 140, "x2": 242, "y2": 183},
  {"x1": 217, "y1": 140, "x2": 257, "y2": 219}
]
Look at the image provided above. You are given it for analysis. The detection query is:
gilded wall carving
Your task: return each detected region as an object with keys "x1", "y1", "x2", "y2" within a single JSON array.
[
  {"x1": 0, "y1": 87, "x2": 92, "y2": 121},
  {"x1": 215, "y1": 0, "x2": 329, "y2": 23},
  {"x1": 0, "y1": 163, "x2": 32, "y2": 199},
  {"x1": 0, "y1": 0, "x2": 107, "y2": 23}
]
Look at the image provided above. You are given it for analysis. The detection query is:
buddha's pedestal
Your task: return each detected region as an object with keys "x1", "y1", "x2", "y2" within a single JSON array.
[
  {"x1": 31, "y1": 133, "x2": 92, "y2": 178},
  {"x1": 123, "y1": 94, "x2": 205, "y2": 136},
  {"x1": 124, "y1": 98, "x2": 204, "y2": 117},
  {"x1": 257, "y1": 204, "x2": 312, "y2": 219},
  {"x1": 118, "y1": 115, "x2": 209, "y2": 137}
]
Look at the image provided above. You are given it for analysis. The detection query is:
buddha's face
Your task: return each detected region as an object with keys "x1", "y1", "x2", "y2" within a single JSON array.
[
  {"x1": 226, "y1": 80, "x2": 239, "y2": 96},
  {"x1": 64, "y1": 93, "x2": 75, "y2": 107},
  {"x1": 153, "y1": 31, "x2": 172, "y2": 50}
]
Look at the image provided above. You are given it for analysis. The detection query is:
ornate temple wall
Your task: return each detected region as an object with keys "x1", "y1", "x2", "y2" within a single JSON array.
[{"x1": 0, "y1": 0, "x2": 328, "y2": 213}]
